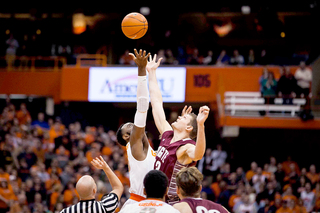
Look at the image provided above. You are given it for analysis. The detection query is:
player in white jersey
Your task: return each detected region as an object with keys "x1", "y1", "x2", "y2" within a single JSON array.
[
  {"x1": 120, "y1": 170, "x2": 180, "y2": 213},
  {"x1": 115, "y1": 49, "x2": 157, "y2": 210}
]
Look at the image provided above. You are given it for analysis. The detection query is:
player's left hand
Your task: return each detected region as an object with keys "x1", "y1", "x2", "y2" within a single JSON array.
[
  {"x1": 146, "y1": 54, "x2": 162, "y2": 73},
  {"x1": 197, "y1": 106, "x2": 210, "y2": 125},
  {"x1": 129, "y1": 49, "x2": 150, "y2": 68}
]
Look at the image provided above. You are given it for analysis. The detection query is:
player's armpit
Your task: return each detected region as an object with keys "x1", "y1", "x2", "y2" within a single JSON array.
[
  {"x1": 130, "y1": 125, "x2": 147, "y2": 161},
  {"x1": 184, "y1": 143, "x2": 203, "y2": 162},
  {"x1": 151, "y1": 103, "x2": 172, "y2": 135},
  {"x1": 176, "y1": 144, "x2": 197, "y2": 165}
]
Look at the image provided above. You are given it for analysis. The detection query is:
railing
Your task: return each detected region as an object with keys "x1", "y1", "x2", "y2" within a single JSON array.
[
  {"x1": 75, "y1": 54, "x2": 107, "y2": 67},
  {"x1": 224, "y1": 91, "x2": 307, "y2": 117},
  {"x1": 0, "y1": 56, "x2": 66, "y2": 71}
]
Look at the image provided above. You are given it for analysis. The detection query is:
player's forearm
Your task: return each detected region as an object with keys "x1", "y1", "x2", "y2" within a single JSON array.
[
  {"x1": 138, "y1": 65, "x2": 146, "y2": 76},
  {"x1": 194, "y1": 123, "x2": 206, "y2": 161},
  {"x1": 148, "y1": 72, "x2": 163, "y2": 105},
  {"x1": 102, "y1": 166, "x2": 123, "y2": 192}
]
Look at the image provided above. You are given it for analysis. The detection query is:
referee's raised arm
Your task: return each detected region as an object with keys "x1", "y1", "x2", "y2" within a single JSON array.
[
  {"x1": 91, "y1": 156, "x2": 124, "y2": 201},
  {"x1": 59, "y1": 156, "x2": 123, "y2": 213}
]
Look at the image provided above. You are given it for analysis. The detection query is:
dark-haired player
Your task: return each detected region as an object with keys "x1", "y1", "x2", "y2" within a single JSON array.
[
  {"x1": 120, "y1": 170, "x2": 180, "y2": 213},
  {"x1": 147, "y1": 54, "x2": 210, "y2": 204},
  {"x1": 173, "y1": 167, "x2": 230, "y2": 213},
  {"x1": 115, "y1": 49, "x2": 156, "y2": 210}
]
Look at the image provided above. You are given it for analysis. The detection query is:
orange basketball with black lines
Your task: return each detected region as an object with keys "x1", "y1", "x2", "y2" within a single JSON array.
[{"x1": 121, "y1": 12, "x2": 148, "y2": 39}]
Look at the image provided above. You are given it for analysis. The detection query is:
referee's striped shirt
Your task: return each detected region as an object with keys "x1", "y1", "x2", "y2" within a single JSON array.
[{"x1": 60, "y1": 192, "x2": 119, "y2": 213}]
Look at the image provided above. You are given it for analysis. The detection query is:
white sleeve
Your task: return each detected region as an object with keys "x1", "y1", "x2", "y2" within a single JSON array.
[{"x1": 134, "y1": 75, "x2": 149, "y2": 128}]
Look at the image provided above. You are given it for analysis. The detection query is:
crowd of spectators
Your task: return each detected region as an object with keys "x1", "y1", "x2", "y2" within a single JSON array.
[
  {"x1": 119, "y1": 48, "x2": 284, "y2": 66},
  {"x1": 3, "y1": 33, "x2": 309, "y2": 67},
  {"x1": 259, "y1": 61, "x2": 312, "y2": 104},
  {"x1": 1, "y1": 100, "x2": 320, "y2": 213}
]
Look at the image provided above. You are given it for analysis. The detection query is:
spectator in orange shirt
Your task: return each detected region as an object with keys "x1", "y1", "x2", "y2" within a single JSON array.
[
  {"x1": 246, "y1": 161, "x2": 258, "y2": 182},
  {"x1": 0, "y1": 180, "x2": 17, "y2": 212},
  {"x1": 86, "y1": 142, "x2": 102, "y2": 164},
  {"x1": 282, "y1": 185, "x2": 297, "y2": 203},
  {"x1": 283, "y1": 163, "x2": 299, "y2": 187},
  {"x1": 16, "y1": 103, "x2": 31, "y2": 125},
  {"x1": 0, "y1": 167, "x2": 10, "y2": 183},
  {"x1": 229, "y1": 188, "x2": 243, "y2": 209},
  {"x1": 114, "y1": 163, "x2": 129, "y2": 187},
  {"x1": 290, "y1": 198, "x2": 307, "y2": 213},
  {"x1": 282, "y1": 156, "x2": 300, "y2": 176},
  {"x1": 49, "y1": 122, "x2": 64, "y2": 144},
  {"x1": 63, "y1": 182, "x2": 79, "y2": 206},
  {"x1": 210, "y1": 173, "x2": 222, "y2": 201},
  {"x1": 276, "y1": 199, "x2": 292, "y2": 213},
  {"x1": 45, "y1": 173, "x2": 61, "y2": 191},
  {"x1": 50, "y1": 184, "x2": 63, "y2": 211},
  {"x1": 32, "y1": 139, "x2": 45, "y2": 163},
  {"x1": 313, "y1": 182, "x2": 320, "y2": 211},
  {"x1": 306, "y1": 164, "x2": 319, "y2": 186},
  {"x1": 47, "y1": 159, "x2": 63, "y2": 175},
  {"x1": 263, "y1": 164, "x2": 272, "y2": 180}
]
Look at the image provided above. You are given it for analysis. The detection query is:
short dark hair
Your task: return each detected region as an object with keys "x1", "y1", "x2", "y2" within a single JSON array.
[
  {"x1": 188, "y1": 113, "x2": 197, "y2": 140},
  {"x1": 176, "y1": 167, "x2": 203, "y2": 197},
  {"x1": 116, "y1": 124, "x2": 127, "y2": 146},
  {"x1": 143, "y1": 170, "x2": 168, "y2": 199}
]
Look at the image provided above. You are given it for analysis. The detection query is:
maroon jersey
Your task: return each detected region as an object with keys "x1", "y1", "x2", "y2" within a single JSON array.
[
  {"x1": 154, "y1": 130, "x2": 196, "y2": 205},
  {"x1": 180, "y1": 197, "x2": 229, "y2": 213}
]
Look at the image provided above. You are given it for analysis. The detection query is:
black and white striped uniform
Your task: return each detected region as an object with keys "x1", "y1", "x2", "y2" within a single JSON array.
[{"x1": 60, "y1": 193, "x2": 119, "y2": 213}]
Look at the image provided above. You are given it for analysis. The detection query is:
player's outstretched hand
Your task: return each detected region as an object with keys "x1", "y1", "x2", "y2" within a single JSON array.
[
  {"x1": 181, "y1": 105, "x2": 192, "y2": 116},
  {"x1": 91, "y1": 156, "x2": 110, "y2": 170},
  {"x1": 129, "y1": 49, "x2": 150, "y2": 68},
  {"x1": 147, "y1": 54, "x2": 162, "y2": 73},
  {"x1": 197, "y1": 106, "x2": 210, "y2": 125}
]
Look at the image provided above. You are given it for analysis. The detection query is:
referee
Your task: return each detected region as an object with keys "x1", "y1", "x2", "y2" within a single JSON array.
[{"x1": 60, "y1": 156, "x2": 123, "y2": 213}]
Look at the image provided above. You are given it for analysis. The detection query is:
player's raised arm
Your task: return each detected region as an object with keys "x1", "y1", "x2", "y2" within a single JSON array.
[
  {"x1": 185, "y1": 106, "x2": 210, "y2": 161},
  {"x1": 147, "y1": 54, "x2": 172, "y2": 135},
  {"x1": 128, "y1": 49, "x2": 151, "y2": 161}
]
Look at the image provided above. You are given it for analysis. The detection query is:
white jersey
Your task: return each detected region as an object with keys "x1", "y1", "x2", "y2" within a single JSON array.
[
  {"x1": 120, "y1": 199, "x2": 180, "y2": 213},
  {"x1": 127, "y1": 142, "x2": 156, "y2": 197}
]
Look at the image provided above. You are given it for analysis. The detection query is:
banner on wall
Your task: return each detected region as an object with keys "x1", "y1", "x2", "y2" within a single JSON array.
[{"x1": 88, "y1": 67, "x2": 186, "y2": 102}]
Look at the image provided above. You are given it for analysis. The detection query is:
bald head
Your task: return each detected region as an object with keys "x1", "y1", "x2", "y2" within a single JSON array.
[{"x1": 76, "y1": 175, "x2": 97, "y2": 200}]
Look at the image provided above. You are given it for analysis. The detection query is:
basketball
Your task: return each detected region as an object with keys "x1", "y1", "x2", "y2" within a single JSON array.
[{"x1": 121, "y1": 12, "x2": 148, "y2": 39}]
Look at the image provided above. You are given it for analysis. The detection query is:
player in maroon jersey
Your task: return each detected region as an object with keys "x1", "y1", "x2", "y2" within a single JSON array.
[
  {"x1": 146, "y1": 54, "x2": 210, "y2": 204},
  {"x1": 173, "y1": 167, "x2": 230, "y2": 213}
]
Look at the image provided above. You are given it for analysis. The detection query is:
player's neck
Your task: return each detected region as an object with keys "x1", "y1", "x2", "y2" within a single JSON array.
[
  {"x1": 171, "y1": 130, "x2": 190, "y2": 143},
  {"x1": 181, "y1": 195, "x2": 201, "y2": 200}
]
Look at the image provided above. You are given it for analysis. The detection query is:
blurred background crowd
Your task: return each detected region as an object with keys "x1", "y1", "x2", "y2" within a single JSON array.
[{"x1": 0, "y1": 101, "x2": 320, "y2": 213}]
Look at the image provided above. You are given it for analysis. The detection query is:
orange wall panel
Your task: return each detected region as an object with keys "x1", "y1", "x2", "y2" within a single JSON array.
[
  {"x1": 0, "y1": 72, "x2": 61, "y2": 103},
  {"x1": 60, "y1": 67, "x2": 89, "y2": 101},
  {"x1": 185, "y1": 67, "x2": 218, "y2": 102}
]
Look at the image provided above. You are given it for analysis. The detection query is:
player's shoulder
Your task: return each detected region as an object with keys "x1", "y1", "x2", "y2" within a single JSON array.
[{"x1": 160, "y1": 130, "x2": 174, "y2": 139}]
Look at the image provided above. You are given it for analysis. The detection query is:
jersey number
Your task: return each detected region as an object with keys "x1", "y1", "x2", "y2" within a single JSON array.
[
  {"x1": 196, "y1": 206, "x2": 220, "y2": 213},
  {"x1": 140, "y1": 207, "x2": 156, "y2": 213},
  {"x1": 155, "y1": 161, "x2": 161, "y2": 170}
]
